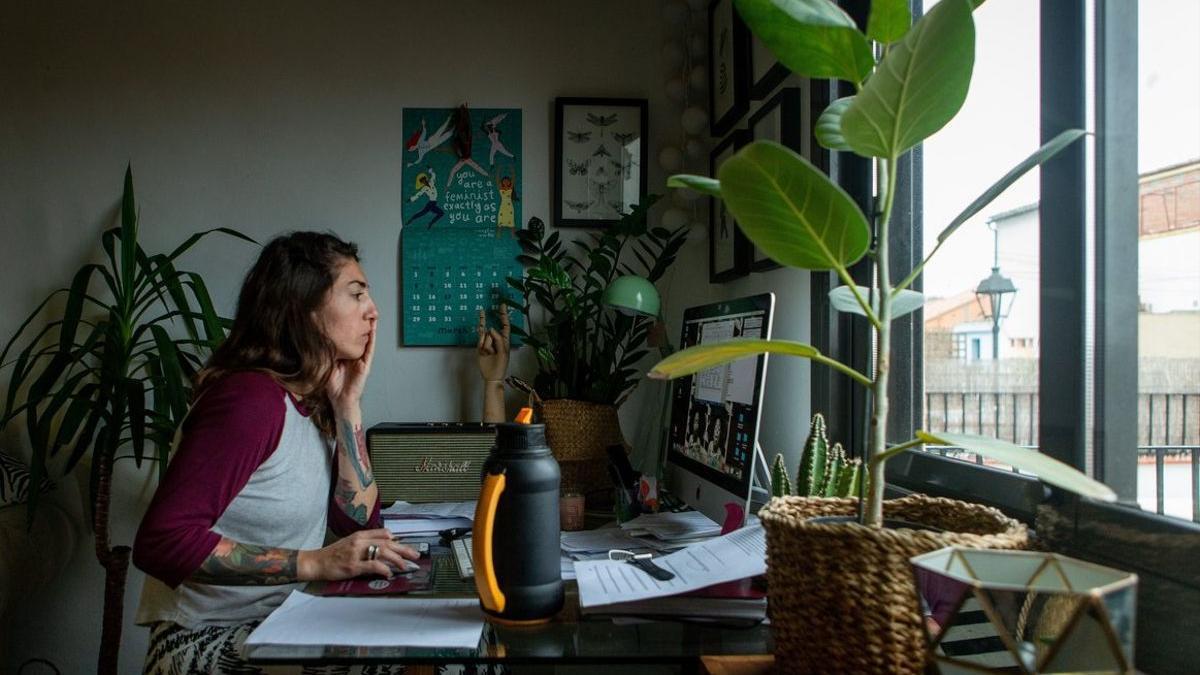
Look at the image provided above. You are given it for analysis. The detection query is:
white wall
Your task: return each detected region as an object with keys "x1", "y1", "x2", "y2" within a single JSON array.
[{"x1": 0, "y1": 1, "x2": 811, "y2": 671}]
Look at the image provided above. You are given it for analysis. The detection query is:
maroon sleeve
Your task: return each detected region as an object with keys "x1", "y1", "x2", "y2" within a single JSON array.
[{"x1": 132, "y1": 371, "x2": 286, "y2": 588}]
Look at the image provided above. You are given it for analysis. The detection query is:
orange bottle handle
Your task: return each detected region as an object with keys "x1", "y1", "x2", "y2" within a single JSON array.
[{"x1": 473, "y1": 469, "x2": 507, "y2": 614}]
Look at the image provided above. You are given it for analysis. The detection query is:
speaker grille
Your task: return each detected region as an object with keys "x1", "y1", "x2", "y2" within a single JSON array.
[{"x1": 368, "y1": 428, "x2": 494, "y2": 503}]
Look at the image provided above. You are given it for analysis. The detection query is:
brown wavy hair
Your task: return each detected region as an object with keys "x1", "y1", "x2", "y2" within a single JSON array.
[{"x1": 195, "y1": 231, "x2": 359, "y2": 435}]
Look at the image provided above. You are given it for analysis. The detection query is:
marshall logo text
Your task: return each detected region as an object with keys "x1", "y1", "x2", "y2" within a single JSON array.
[{"x1": 413, "y1": 457, "x2": 473, "y2": 474}]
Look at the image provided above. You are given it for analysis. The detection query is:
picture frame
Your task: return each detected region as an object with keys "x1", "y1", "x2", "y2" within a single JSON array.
[
  {"x1": 747, "y1": 85, "x2": 809, "y2": 271},
  {"x1": 710, "y1": 129, "x2": 751, "y2": 282},
  {"x1": 749, "y1": 33, "x2": 789, "y2": 100},
  {"x1": 708, "y1": 0, "x2": 749, "y2": 137},
  {"x1": 553, "y1": 97, "x2": 649, "y2": 229}
]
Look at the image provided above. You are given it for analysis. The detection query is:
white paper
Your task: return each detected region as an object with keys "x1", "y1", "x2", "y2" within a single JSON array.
[
  {"x1": 560, "y1": 528, "x2": 647, "y2": 554},
  {"x1": 384, "y1": 516, "x2": 471, "y2": 536},
  {"x1": 245, "y1": 591, "x2": 485, "y2": 648},
  {"x1": 620, "y1": 510, "x2": 721, "y2": 540},
  {"x1": 382, "y1": 500, "x2": 477, "y2": 519},
  {"x1": 575, "y1": 525, "x2": 767, "y2": 608}
]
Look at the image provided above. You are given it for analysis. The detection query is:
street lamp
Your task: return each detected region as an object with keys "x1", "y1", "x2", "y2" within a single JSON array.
[{"x1": 974, "y1": 224, "x2": 1017, "y2": 360}]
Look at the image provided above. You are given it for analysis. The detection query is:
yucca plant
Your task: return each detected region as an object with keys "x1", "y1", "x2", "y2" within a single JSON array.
[
  {"x1": 656, "y1": 0, "x2": 1116, "y2": 526},
  {"x1": 0, "y1": 165, "x2": 254, "y2": 674}
]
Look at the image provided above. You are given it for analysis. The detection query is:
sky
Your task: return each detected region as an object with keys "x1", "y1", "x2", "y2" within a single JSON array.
[{"x1": 919, "y1": 0, "x2": 1200, "y2": 298}]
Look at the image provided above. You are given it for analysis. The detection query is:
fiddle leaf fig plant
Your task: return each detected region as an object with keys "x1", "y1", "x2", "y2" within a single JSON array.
[{"x1": 653, "y1": 0, "x2": 1114, "y2": 527}]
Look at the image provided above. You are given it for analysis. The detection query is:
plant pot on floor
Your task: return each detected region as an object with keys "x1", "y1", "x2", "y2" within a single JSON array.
[
  {"x1": 759, "y1": 494, "x2": 1029, "y2": 675},
  {"x1": 538, "y1": 399, "x2": 628, "y2": 502}
]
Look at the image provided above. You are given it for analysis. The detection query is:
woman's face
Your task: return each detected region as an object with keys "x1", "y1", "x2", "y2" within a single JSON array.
[{"x1": 316, "y1": 259, "x2": 378, "y2": 360}]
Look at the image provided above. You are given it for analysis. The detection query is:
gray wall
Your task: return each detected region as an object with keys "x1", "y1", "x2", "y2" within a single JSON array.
[{"x1": 0, "y1": 1, "x2": 810, "y2": 672}]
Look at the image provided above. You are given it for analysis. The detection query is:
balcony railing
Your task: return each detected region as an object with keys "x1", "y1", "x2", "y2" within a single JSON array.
[{"x1": 923, "y1": 392, "x2": 1199, "y2": 522}]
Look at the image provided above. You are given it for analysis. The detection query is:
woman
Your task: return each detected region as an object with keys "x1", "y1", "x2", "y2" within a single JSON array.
[{"x1": 133, "y1": 232, "x2": 510, "y2": 674}]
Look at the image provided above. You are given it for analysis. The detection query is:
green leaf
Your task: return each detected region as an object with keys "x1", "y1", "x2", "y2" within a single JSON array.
[
  {"x1": 120, "y1": 165, "x2": 138, "y2": 309},
  {"x1": 182, "y1": 274, "x2": 224, "y2": 345},
  {"x1": 916, "y1": 431, "x2": 1117, "y2": 502},
  {"x1": 717, "y1": 140, "x2": 870, "y2": 271},
  {"x1": 815, "y1": 97, "x2": 855, "y2": 151},
  {"x1": 52, "y1": 383, "x2": 98, "y2": 455},
  {"x1": 866, "y1": 0, "x2": 911, "y2": 43},
  {"x1": 936, "y1": 130, "x2": 1087, "y2": 244},
  {"x1": 841, "y1": 0, "x2": 975, "y2": 158},
  {"x1": 649, "y1": 338, "x2": 871, "y2": 387},
  {"x1": 667, "y1": 174, "x2": 721, "y2": 198},
  {"x1": 126, "y1": 378, "x2": 146, "y2": 467},
  {"x1": 828, "y1": 285, "x2": 925, "y2": 318},
  {"x1": 150, "y1": 325, "x2": 187, "y2": 422},
  {"x1": 165, "y1": 227, "x2": 257, "y2": 264},
  {"x1": 734, "y1": 0, "x2": 874, "y2": 84}
]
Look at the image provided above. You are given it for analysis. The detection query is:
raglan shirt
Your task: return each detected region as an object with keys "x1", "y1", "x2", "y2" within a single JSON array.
[{"x1": 132, "y1": 371, "x2": 381, "y2": 628}]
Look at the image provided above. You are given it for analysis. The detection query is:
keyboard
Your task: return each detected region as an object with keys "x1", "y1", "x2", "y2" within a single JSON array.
[{"x1": 451, "y1": 536, "x2": 474, "y2": 579}]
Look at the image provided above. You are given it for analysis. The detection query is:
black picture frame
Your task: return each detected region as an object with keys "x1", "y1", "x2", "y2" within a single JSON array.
[
  {"x1": 709, "y1": 129, "x2": 751, "y2": 283},
  {"x1": 553, "y1": 97, "x2": 649, "y2": 229},
  {"x1": 746, "y1": 85, "x2": 807, "y2": 271},
  {"x1": 708, "y1": 0, "x2": 750, "y2": 137},
  {"x1": 749, "y1": 33, "x2": 789, "y2": 100}
]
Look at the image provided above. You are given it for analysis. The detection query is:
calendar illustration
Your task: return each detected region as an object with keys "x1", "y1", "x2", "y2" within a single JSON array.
[{"x1": 401, "y1": 105, "x2": 524, "y2": 346}]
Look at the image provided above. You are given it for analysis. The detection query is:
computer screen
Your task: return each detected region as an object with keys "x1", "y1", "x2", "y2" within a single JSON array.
[{"x1": 664, "y1": 293, "x2": 774, "y2": 529}]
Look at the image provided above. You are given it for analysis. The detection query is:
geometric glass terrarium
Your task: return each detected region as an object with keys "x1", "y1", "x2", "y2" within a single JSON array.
[{"x1": 911, "y1": 547, "x2": 1137, "y2": 674}]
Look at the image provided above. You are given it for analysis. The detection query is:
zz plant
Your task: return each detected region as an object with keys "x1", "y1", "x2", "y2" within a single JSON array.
[
  {"x1": 508, "y1": 198, "x2": 688, "y2": 406},
  {"x1": 0, "y1": 166, "x2": 253, "y2": 674},
  {"x1": 654, "y1": 0, "x2": 1115, "y2": 526}
]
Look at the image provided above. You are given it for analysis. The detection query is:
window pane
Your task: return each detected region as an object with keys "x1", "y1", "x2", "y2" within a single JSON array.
[
  {"x1": 1135, "y1": 0, "x2": 1200, "y2": 521},
  {"x1": 921, "y1": 0, "x2": 1040, "y2": 468}
]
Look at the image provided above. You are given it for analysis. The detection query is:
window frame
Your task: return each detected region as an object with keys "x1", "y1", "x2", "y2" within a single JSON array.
[{"x1": 823, "y1": 1, "x2": 1200, "y2": 670}]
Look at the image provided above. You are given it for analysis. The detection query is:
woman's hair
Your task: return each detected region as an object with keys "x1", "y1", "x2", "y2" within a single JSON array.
[{"x1": 196, "y1": 231, "x2": 359, "y2": 435}]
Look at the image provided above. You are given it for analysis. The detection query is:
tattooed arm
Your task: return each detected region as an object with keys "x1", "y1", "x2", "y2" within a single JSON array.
[
  {"x1": 189, "y1": 529, "x2": 418, "y2": 585},
  {"x1": 332, "y1": 416, "x2": 378, "y2": 526}
]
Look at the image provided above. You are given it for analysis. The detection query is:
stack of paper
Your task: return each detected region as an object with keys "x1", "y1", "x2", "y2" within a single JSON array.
[
  {"x1": 381, "y1": 500, "x2": 474, "y2": 536},
  {"x1": 619, "y1": 510, "x2": 722, "y2": 541},
  {"x1": 245, "y1": 591, "x2": 485, "y2": 649},
  {"x1": 574, "y1": 524, "x2": 768, "y2": 621}
]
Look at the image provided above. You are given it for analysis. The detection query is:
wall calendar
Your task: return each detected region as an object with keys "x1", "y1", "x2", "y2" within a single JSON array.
[{"x1": 401, "y1": 105, "x2": 524, "y2": 346}]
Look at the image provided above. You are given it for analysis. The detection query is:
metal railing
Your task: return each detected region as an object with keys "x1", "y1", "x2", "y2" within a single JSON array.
[{"x1": 923, "y1": 392, "x2": 1199, "y2": 522}]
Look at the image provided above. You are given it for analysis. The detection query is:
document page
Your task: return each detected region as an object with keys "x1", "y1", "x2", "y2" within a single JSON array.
[
  {"x1": 245, "y1": 591, "x2": 485, "y2": 648},
  {"x1": 574, "y1": 525, "x2": 766, "y2": 607}
]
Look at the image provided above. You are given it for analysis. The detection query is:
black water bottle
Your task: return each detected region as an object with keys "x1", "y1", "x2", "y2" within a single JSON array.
[{"x1": 472, "y1": 423, "x2": 564, "y2": 624}]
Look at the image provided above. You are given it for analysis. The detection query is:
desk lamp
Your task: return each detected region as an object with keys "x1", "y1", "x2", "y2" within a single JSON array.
[
  {"x1": 602, "y1": 275, "x2": 673, "y2": 487},
  {"x1": 601, "y1": 275, "x2": 673, "y2": 357}
]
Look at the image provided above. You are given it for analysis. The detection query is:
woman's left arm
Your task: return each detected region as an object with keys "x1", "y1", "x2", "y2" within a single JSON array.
[{"x1": 327, "y1": 324, "x2": 380, "y2": 531}]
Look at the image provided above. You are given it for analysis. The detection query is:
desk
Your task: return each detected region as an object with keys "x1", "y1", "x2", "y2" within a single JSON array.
[{"x1": 244, "y1": 551, "x2": 771, "y2": 668}]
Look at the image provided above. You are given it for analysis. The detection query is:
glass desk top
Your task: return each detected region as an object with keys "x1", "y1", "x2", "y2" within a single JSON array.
[{"x1": 245, "y1": 551, "x2": 771, "y2": 666}]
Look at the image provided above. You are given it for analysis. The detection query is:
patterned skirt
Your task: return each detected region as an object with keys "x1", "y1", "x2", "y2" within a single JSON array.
[{"x1": 143, "y1": 621, "x2": 410, "y2": 675}]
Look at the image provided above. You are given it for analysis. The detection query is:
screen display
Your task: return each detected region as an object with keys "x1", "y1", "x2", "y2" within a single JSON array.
[{"x1": 667, "y1": 305, "x2": 768, "y2": 490}]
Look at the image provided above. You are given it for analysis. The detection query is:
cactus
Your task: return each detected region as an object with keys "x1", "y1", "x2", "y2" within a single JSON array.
[
  {"x1": 770, "y1": 453, "x2": 792, "y2": 497},
  {"x1": 836, "y1": 458, "x2": 863, "y2": 498},
  {"x1": 821, "y1": 443, "x2": 846, "y2": 497},
  {"x1": 797, "y1": 413, "x2": 828, "y2": 496}
]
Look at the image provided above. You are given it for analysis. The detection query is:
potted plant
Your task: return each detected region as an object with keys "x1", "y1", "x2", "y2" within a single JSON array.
[
  {"x1": 0, "y1": 166, "x2": 253, "y2": 674},
  {"x1": 656, "y1": 0, "x2": 1115, "y2": 671},
  {"x1": 507, "y1": 199, "x2": 688, "y2": 495}
]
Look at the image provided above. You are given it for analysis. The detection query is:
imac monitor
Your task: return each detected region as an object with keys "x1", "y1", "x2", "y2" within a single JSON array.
[{"x1": 665, "y1": 293, "x2": 775, "y2": 529}]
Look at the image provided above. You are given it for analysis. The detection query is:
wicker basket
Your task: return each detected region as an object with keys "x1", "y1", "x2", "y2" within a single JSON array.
[
  {"x1": 760, "y1": 494, "x2": 1029, "y2": 674},
  {"x1": 538, "y1": 399, "x2": 628, "y2": 497}
]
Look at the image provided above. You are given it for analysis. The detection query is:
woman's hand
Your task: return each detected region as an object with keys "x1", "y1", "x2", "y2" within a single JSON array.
[
  {"x1": 476, "y1": 305, "x2": 510, "y2": 383},
  {"x1": 327, "y1": 321, "x2": 376, "y2": 418},
  {"x1": 297, "y1": 528, "x2": 420, "y2": 581}
]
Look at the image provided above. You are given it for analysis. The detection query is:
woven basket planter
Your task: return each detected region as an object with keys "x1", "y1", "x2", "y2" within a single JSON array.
[
  {"x1": 539, "y1": 399, "x2": 627, "y2": 497},
  {"x1": 760, "y1": 494, "x2": 1029, "y2": 674}
]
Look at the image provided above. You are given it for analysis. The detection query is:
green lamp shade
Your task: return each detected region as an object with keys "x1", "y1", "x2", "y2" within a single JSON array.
[{"x1": 602, "y1": 275, "x2": 661, "y2": 318}]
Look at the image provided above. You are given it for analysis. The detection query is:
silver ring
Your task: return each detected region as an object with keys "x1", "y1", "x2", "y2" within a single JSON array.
[{"x1": 366, "y1": 544, "x2": 379, "y2": 561}]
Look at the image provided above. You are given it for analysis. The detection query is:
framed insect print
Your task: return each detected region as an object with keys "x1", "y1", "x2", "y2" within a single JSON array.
[
  {"x1": 747, "y1": 86, "x2": 807, "y2": 271},
  {"x1": 708, "y1": 0, "x2": 749, "y2": 137},
  {"x1": 554, "y1": 97, "x2": 649, "y2": 229},
  {"x1": 710, "y1": 129, "x2": 751, "y2": 282}
]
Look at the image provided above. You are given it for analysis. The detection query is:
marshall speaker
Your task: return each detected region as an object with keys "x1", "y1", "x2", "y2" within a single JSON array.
[{"x1": 366, "y1": 423, "x2": 498, "y2": 503}]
